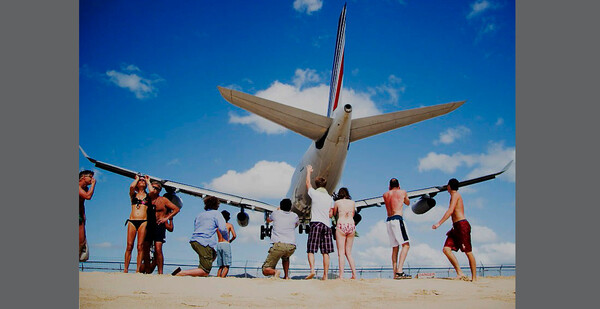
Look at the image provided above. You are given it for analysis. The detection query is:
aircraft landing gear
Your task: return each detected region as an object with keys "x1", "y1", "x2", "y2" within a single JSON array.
[
  {"x1": 299, "y1": 223, "x2": 310, "y2": 234},
  {"x1": 260, "y1": 224, "x2": 272, "y2": 240}
]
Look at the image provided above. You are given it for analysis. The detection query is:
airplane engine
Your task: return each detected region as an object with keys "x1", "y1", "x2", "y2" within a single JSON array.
[
  {"x1": 411, "y1": 196, "x2": 436, "y2": 214},
  {"x1": 237, "y1": 211, "x2": 249, "y2": 227},
  {"x1": 162, "y1": 192, "x2": 183, "y2": 209}
]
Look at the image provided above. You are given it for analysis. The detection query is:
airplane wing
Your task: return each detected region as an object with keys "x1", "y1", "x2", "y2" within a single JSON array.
[
  {"x1": 354, "y1": 160, "x2": 514, "y2": 212},
  {"x1": 79, "y1": 146, "x2": 277, "y2": 213}
]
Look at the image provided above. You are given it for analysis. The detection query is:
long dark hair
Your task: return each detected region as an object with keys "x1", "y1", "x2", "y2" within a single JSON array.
[{"x1": 333, "y1": 187, "x2": 351, "y2": 201}]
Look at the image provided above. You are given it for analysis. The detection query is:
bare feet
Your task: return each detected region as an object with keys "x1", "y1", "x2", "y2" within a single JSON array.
[
  {"x1": 305, "y1": 272, "x2": 315, "y2": 280},
  {"x1": 273, "y1": 270, "x2": 281, "y2": 279}
]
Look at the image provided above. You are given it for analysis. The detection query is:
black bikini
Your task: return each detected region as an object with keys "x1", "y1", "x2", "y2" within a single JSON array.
[
  {"x1": 126, "y1": 193, "x2": 150, "y2": 230},
  {"x1": 125, "y1": 219, "x2": 147, "y2": 230}
]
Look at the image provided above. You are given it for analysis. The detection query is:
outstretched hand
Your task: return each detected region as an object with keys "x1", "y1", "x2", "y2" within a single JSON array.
[{"x1": 307, "y1": 165, "x2": 313, "y2": 173}]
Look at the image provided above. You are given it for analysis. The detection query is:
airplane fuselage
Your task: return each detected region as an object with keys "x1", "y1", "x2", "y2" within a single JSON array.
[{"x1": 286, "y1": 104, "x2": 353, "y2": 221}]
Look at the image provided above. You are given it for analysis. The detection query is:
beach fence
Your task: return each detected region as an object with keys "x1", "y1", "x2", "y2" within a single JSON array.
[{"x1": 79, "y1": 260, "x2": 514, "y2": 279}]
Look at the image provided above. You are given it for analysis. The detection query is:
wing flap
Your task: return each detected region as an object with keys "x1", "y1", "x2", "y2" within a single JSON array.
[
  {"x1": 349, "y1": 101, "x2": 465, "y2": 143},
  {"x1": 218, "y1": 86, "x2": 332, "y2": 140}
]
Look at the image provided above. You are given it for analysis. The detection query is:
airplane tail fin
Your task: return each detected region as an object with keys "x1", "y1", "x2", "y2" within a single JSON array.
[
  {"x1": 349, "y1": 101, "x2": 465, "y2": 142},
  {"x1": 327, "y1": 3, "x2": 346, "y2": 117},
  {"x1": 218, "y1": 86, "x2": 332, "y2": 140}
]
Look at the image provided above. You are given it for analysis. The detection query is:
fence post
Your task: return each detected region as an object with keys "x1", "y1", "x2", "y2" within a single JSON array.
[
  {"x1": 244, "y1": 260, "x2": 248, "y2": 278},
  {"x1": 480, "y1": 262, "x2": 485, "y2": 277},
  {"x1": 499, "y1": 264, "x2": 503, "y2": 276}
]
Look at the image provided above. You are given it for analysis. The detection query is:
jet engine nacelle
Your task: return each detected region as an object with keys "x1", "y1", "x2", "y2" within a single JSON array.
[
  {"x1": 411, "y1": 196, "x2": 436, "y2": 214},
  {"x1": 162, "y1": 192, "x2": 183, "y2": 209},
  {"x1": 237, "y1": 211, "x2": 249, "y2": 227}
]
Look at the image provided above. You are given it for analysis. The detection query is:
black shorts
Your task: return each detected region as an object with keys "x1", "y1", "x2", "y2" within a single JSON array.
[{"x1": 146, "y1": 222, "x2": 167, "y2": 243}]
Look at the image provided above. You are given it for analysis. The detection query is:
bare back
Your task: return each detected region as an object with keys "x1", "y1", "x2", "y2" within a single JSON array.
[
  {"x1": 383, "y1": 188, "x2": 409, "y2": 217},
  {"x1": 334, "y1": 199, "x2": 356, "y2": 225},
  {"x1": 217, "y1": 223, "x2": 234, "y2": 243}
]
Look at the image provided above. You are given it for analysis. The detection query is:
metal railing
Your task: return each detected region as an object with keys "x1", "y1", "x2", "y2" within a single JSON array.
[{"x1": 79, "y1": 260, "x2": 514, "y2": 279}]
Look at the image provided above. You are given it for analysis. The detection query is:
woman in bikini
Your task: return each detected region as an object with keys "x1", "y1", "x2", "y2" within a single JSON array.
[
  {"x1": 124, "y1": 174, "x2": 153, "y2": 273},
  {"x1": 333, "y1": 187, "x2": 357, "y2": 279}
]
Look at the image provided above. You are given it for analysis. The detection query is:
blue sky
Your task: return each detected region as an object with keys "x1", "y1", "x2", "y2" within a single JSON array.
[{"x1": 79, "y1": 0, "x2": 515, "y2": 269}]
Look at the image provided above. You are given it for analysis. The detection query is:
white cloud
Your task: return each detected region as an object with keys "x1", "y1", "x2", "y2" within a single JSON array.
[
  {"x1": 228, "y1": 69, "x2": 382, "y2": 134},
  {"x1": 404, "y1": 206, "x2": 446, "y2": 224},
  {"x1": 166, "y1": 158, "x2": 180, "y2": 166},
  {"x1": 106, "y1": 64, "x2": 163, "y2": 99},
  {"x1": 467, "y1": 0, "x2": 492, "y2": 19},
  {"x1": 93, "y1": 242, "x2": 114, "y2": 248},
  {"x1": 369, "y1": 74, "x2": 406, "y2": 105},
  {"x1": 495, "y1": 117, "x2": 504, "y2": 126},
  {"x1": 434, "y1": 126, "x2": 471, "y2": 145},
  {"x1": 471, "y1": 225, "x2": 498, "y2": 243},
  {"x1": 476, "y1": 242, "x2": 515, "y2": 265},
  {"x1": 205, "y1": 160, "x2": 295, "y2": 200},
  {"x1": 292, "y1": 68, "x2": 321, "y2": 88},
  {"x1": 293, "y1": 0, "x2": 323, "y2": 15},
  {"x1": 418, "y1": 141, "x2": 515, "y2": 182}
]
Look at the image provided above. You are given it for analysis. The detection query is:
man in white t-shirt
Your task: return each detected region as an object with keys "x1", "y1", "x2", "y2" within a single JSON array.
[
  {"x1": 304, "y1": 165, "x2": 334, "y2": 280},
  {"x1": 261, "y1": 198, "x2": 300, "y2": 279}
]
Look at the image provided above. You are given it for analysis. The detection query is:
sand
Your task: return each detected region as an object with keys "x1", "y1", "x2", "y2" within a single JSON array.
[{"x1": 79, "y1": 272, "x2": 515, "y2": 308}]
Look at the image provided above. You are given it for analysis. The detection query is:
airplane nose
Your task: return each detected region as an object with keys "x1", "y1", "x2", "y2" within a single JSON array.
[{"x1": 344, "y1": 104, "x2": 352, "y2": 113}]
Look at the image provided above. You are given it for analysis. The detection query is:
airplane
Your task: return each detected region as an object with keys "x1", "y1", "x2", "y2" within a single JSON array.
[{"x1": 80, "y1": 4, "x2": 513, "y2": 240}]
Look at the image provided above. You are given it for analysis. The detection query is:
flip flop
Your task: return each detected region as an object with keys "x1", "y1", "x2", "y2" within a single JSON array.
[
  {"x1": 394, "y1": 272, "x2": 412, "y2": 279},
  {"x1": 171, "y1": 267, "x2": 182, "y2": 276}
]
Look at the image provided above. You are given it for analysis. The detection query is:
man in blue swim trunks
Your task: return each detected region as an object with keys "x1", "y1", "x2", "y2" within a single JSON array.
[
  {"x1": 216, "y1": 210, "x2": 236, "y2": 278},
  {"x1": 383, "y1": 178, "x2": 412, "y2": 279}
]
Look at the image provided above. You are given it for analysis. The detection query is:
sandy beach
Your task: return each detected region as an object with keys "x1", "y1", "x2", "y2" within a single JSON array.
[{"x1": 79, "y1": 272, "x2": 515, "y2": 308}]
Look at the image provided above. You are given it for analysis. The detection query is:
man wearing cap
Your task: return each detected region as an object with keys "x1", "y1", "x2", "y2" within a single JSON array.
[{"x1": 432, "y1": 178, "x2": 477, "y2": 281}]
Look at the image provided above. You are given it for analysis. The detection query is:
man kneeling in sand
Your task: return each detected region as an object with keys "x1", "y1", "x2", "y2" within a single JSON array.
[
  {"x1": 172, "y1": 196, "x2": 227, "y2": 277},
  {"x1": 432, "y1": 178, "x2": 477, "y2": 282},
  {"x1": 262, "y1": 198, "x2": 299, "y2": 279}
]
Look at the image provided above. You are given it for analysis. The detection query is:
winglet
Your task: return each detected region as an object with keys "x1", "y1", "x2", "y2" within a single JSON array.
[
  {"x1": 78, "y1": 145, "x2": 97, "y2": 164},
  {"x1": 500, "y1": 160, "x2": 514, "y2": 174}
]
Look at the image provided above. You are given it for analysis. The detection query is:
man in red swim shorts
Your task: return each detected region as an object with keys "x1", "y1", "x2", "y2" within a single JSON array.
[{"x1": 432, "y1": 178, "x2": 477, "y2": 281}]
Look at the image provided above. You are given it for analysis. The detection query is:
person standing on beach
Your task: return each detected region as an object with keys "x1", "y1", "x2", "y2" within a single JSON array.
[
  {"x1": 262, "y1": 198, "x2": 300, "y2": 279},
  {"x1": 79, "y1": 170, "x2": 96, "y2": 262},
  {"x1": 305, "y1": 165, "x2": 335, "y2": 280},
  {"x1": 383, "y1": 178, "x2": 412, "y2": 279},
  {"x1": 216, "y1": 210, "x2": 236, "y2": 278},
  {"x1": 333, "y1": 187, "x2": 358, "y2": 279},
  {"x1": 172, "y1": 196, "x2": 227, "y2": 277},
  {"x1": 143, "y1": 180, "x2": 180, "y2": 274},
  {"x1": 432, "y1": 178, "x2": 477, "y2": 282}
]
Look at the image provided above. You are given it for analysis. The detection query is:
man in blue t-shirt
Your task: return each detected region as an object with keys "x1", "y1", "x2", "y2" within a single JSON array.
[{"x1": 172, "y1": 196, "x2": 228, "y2": 277}]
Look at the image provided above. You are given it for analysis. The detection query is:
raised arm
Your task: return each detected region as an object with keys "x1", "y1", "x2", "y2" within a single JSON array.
[
  {"x1": 305, "y1": 165, "x2": 314, "y2": 190},
  {"x1": 79, "y1": 178, "x2": 96, "y2": 200},
  {"x1": 129, "y1": 175, "x2": 140, "y2": 197},
  {"x1": 403, "y1": 191, "x2": 410, "y2": 206},
  {"x1": 433, "y1": 193, "x2": 458, "y2": 229}
]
